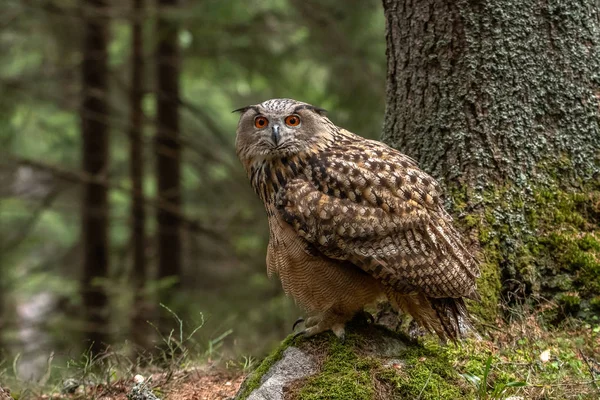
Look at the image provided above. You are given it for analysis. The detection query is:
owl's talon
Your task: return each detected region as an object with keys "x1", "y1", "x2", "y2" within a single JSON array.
[
  {"x1": 293, "y1": 329, "x2": 307, "y2": 341},
  {"x1": 357, "y1": 310, "x2": 375, "y2": 324},
  {"x1": 304, "y1": 316, "x2": 321, "y2": 328},
  {"x1": 331, "y1": 323, "x2": 346, "y2": 340},
  {"x1": 292, "y1": 317, "x2": 304, "y2": 331}
]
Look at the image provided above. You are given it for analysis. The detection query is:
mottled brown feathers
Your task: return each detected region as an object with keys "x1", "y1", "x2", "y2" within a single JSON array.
[{"x1": 236, "y1": 98, "x2": 480, "y2": 341}]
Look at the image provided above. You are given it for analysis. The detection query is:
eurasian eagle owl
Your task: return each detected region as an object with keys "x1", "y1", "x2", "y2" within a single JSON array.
[{"x1": 235, "y1": 98, "x2": 480, "y2": 341}]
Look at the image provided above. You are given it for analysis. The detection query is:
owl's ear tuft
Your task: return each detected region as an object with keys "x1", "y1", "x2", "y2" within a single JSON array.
[
  {"x1": 293, "y1": 104, "x2": 328, "y2": 116},
  {"x1": 312, "y1": 106, "x2": 328, "y2": 116},
  {"x1": 232, "y1": 106, "x2": 248, "y2": 114},
  {"x1": 232, "y1": 105, "x2": 259, "y2": 114}
]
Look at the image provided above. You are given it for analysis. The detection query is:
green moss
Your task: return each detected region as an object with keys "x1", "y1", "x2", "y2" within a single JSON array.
[
  {"x1": 469, "y1": 260, "x2": 502, "y2": 322},
  {"x1": 296, "y1": 329, "x2": 472, "y2": 400},
  {"x1": 578, "y1": 234, "x2": 600, "y2": 252},
  {"x1": 236, "y1": 334, "x2": 296, "y2": 400},
  {"x1": 557, "y1": 294, "x2": 581, "y2": 316},
  {"x1": 376, "y1": 344, "x2": 472, "y2": 400},
  {"x1": 577, "y1": 257, "x2": 600, "y2": 294},
  {"x1": 540, "y1": 232, "x2": 600, "y2": 296},
  {"x1": 297, "y1": 334, "x2": 374, "y2": 400},
  {"x1": 463, "y1": 214, "x2": 480, "y2": 229},
  {"x1": 517, "y1": 188, "x2": 600, "y2": 302},
  {"x1": 450, "y1": 181, "x2": 600, "y2": 325}
]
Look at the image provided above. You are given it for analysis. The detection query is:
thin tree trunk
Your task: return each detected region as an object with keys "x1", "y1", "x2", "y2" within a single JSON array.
[
  {"x1": 129, "y1": 0, "x2": 150, "y2": 350},
  {"x1": 0, "y1": 274, "x2": 4, "y2": 352},
  {"x1": 81, "y1": 0, "x2": 110, "y2": 354},
  {"x1": 155, "y1": 0, "x2": 182, "y2": 289},
  {"x1": 382, "y1": 0, "x2": 600, "y2": 319}
]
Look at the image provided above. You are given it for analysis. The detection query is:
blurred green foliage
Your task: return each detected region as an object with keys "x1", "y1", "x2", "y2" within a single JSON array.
[{"x1": 0, "y1": 0, "x2": 386, "y2": 372}]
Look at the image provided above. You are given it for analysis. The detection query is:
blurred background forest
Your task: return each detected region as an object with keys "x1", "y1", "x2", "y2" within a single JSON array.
[{"x1": 0, "y1": 0, "x2": 387, "y2": 380}]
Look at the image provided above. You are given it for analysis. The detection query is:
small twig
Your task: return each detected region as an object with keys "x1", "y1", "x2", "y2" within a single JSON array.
[
  {"x1": 1, "y1": 187, "x2": 60, "y2": 252},
  {"x1": 416, "y1": 371, "x2": 432, "y2": 400},
  {"x1": 478, "y1": 321, "x2": 504, "y2": 333},
  {"x1": 530, "y1": 381, "x2": 597, "y2": 388},
  {"x1": 578, "y1": 349, "x2": 599, "y2": 392},
  {"x1": 495, "y1": 361, "x2": 532, "y2": 366}
]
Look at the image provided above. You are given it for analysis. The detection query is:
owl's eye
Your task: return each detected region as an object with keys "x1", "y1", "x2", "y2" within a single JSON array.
[
  {"x1": 254, "y1": 116, "x2": 268, "y2": 129},
  {"x1": 285, "y1": 115, "x2": 301, "y2": 127}
]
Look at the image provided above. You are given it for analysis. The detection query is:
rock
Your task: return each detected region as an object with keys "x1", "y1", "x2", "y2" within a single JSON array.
[
  {"x1": 235, "y1": 320, "x2": 472, "y2": 399},
  {"x1": 0, "y1": 387, "x2": 13, "y2": 400},
  {"x1": 61, "y1": 378, "x2": 81, "y2": 394},
  {"x1": 243, "y1": 347, "x2": 318, "y2": 400},
  {"x1": 127, "y1": 380, "x2": 161, "y2": 400}
]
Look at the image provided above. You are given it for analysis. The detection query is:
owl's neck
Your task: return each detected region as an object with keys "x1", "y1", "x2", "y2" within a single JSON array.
[
  {"x1": 245, "y1": 128, "x2": 352, "y2": 206},
  {"x1": 248, "y1": 153, "x2": 311, "y2": 205}
]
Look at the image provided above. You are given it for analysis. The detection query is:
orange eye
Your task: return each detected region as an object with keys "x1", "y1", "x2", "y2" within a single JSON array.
[
  {"x1": 254, "y1": 116, "x2": 268, "y2": 129},
  {"x1": 285, "y1": 115, "x2": 301, "y2": 127}
]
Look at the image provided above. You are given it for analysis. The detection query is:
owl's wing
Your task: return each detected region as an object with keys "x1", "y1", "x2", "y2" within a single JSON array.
[{"x1": 276, "y1": 138, "x2": 480, "y2": 299}]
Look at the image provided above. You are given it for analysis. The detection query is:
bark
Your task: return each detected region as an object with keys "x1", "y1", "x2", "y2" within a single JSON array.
[
  {"x1": 382, "y1": 0, "x2": 599, "y2": 185},
  {"x1": 81, "y1": 0, "x2": 110, "y2": 354},
  {"x1": 155, "y1": 0, "x2": 182, "y2": 287},
  {"x1": 0, "y1": 274, "x2": 4, "y2": 352},
  {"x1": 129, "y1": 0, "x2": 150, "y2": 350},
  {"x1": 381, "y1": 0, "x2": 600, "y2": 314}
]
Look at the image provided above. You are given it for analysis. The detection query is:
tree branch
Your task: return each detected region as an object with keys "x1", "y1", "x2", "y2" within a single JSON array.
[{"x1": 6, "y1": 155, "x2": 227, "y2": 242}]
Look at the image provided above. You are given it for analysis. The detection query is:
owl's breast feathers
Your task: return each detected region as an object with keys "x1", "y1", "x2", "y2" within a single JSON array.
[
  {"x1": 253, "y1": 129, "x2": 480, "y2": 300},
  {"x1": 249, "y1": 153, "x2": 308, "y2": 210}
]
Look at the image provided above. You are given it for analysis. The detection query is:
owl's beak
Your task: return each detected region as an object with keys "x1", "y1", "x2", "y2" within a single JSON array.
[{"x1": 271, "y1": 124, "x2": 281, "y2": 145}]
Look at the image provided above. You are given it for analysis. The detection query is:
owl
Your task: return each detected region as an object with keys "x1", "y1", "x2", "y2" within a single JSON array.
[{"x1": 235, "y1": 98, "x2": 480, "y2": 341}]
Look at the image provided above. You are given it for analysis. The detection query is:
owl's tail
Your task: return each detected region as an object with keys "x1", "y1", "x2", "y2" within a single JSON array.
[
  {"x1": 387, "y1": 291, "x2": 478, "y2": 342},
  {"x1": 429, "y1": 297, "x2": 479, "y2": 342}
]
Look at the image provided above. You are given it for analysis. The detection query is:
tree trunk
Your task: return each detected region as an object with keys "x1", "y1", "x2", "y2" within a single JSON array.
[
  {"x1": 81, "y1": 0, "x2": 110, "y2": 354},
  {"x1": 381, "y1": 0, "x2": 600, "y2": 320},
  {"x1": 0, "y1": 274, "x2": 4, "y2": 352},
  {"x1": 129, "y1": 0, "x2": 150, "y2": 350},
  {"x1": 155, "y1": 0, "x2": 182, "y2": 289}
]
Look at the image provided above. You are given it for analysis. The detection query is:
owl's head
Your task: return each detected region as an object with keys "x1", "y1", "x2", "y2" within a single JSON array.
[{"x1": 234, "y1": 98, "x2": 334, "y2": 164}]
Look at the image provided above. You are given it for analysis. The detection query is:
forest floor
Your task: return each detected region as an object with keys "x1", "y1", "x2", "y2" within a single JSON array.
[
  {"x1": 1, "y1": 303, "x2": 599, "y2": 400},
  {"x1": 1, "y1": 368, "x2": 245, "y2": 400}
]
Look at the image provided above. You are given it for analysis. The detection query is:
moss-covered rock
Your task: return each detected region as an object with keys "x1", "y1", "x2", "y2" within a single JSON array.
[
  {"x1": 237, "y1": 310, "x2": 599, "y2": 399},
  {"x1": 236, "y1": 321, "x2": 475, "y2": 400},
  {"x1": 235, "y1": 335, "x2": 298, "y2": 399}
]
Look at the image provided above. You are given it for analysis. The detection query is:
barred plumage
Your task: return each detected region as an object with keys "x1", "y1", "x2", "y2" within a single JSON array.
[{"x1": 236, "y1": 98, "x2": 480, "y2": 341}]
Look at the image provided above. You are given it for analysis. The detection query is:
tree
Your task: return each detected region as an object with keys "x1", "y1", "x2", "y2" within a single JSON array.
[
  {"x1": 0, "y1": 272, "x2": 4, "y2": 353},
  {"x1": 80, "y1": 0, "x2": 110, "y2": 354},
  {"x1": 381, "y1": 0, "x2": 600, "y2": 318},
  {"x1": 155, "y1": 0, "x2": 182, "y2": 292},
  {"x1": 129, "y1": 0, "x2": 150, "y2": 350}
]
